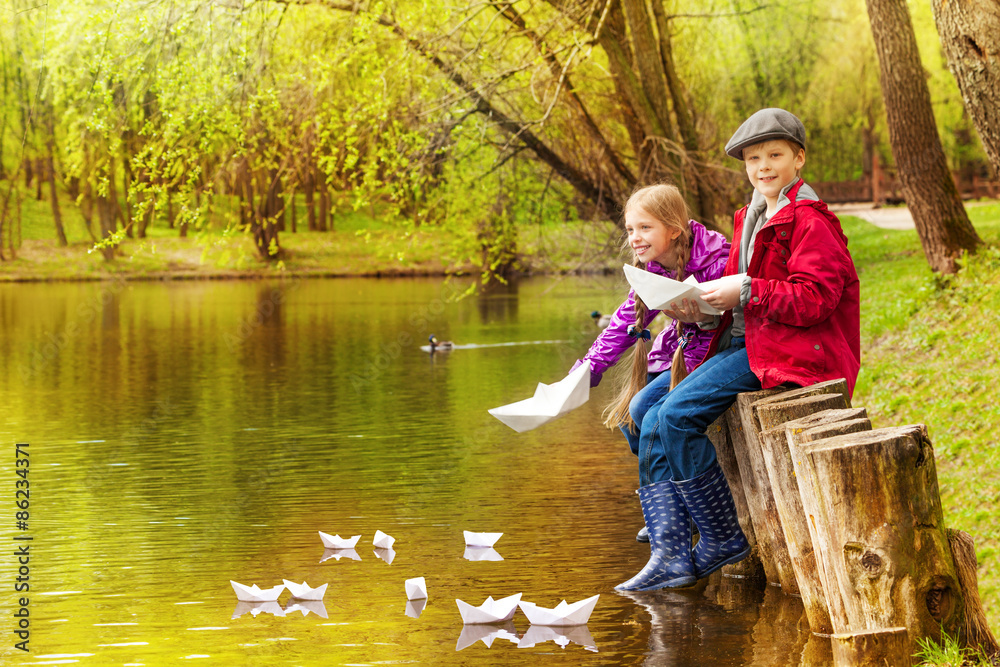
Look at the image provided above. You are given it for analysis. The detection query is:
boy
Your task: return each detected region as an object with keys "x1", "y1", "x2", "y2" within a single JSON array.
[{"x1": 617, "y1": 108, "x2": 860, "y2": 591}]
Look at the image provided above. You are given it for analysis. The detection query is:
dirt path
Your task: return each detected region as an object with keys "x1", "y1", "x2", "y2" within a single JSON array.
[{"x1": 829, "y1": 203, "x2": 915, "y2": 230}]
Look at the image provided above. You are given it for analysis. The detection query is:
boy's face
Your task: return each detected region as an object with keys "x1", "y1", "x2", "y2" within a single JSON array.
[{"x1": 743, "y1": 140, "x2": 805, "y2": 208}]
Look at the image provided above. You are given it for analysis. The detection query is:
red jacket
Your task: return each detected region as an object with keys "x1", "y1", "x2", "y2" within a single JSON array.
[{"x1": 703, "y1": 180, "x2": 861, "y2": 397}]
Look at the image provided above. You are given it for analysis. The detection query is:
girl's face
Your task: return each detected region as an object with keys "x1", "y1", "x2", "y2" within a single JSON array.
[{"x1": 625, "y1": 206, "x2": 681, "y2": 266}]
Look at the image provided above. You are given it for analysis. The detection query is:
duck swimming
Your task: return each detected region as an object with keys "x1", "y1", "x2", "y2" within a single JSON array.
[
  {"x1": 591, "y1": 311, "x2": 612, "y2": 328},
  {"x1": 428, "y1": 334, "x2": 454, "y2": 352}
]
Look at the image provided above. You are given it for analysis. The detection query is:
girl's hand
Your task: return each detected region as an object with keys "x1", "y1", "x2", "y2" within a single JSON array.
[
  {"x1": 700, "y1": 275, "x2": 745, "y2": 311},
  {"x1": 663, "y1": 298, "x2": 713, "y2": 323}
]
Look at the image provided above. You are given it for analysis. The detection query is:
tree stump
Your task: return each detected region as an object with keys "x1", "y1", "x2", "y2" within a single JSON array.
[
  {"x1": 785, "y1": 408, "x2": 873, "y2": 634},
  {"x1": 755, "y1": 393, "x2": 850, "y2": 635},
  {"x1": 831, "y1": 627, "x2": 910, "y2": 666},
  {"x1": 727, "y1": 380, "x2": 851, "y2": 593},
  {"x1": 797, "y1": 425, "x2": 964, "y2": 655},
  {"x1": 724, "y1": 388, "x2": 787, "y2": 585},
  {"x1": 709, "y1": 412, "x2": 765, "y2": 581}
]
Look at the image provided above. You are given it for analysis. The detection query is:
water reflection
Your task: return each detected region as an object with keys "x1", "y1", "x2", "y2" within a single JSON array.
[
  {"x1": 456, "y1": 621, "x2": 520, "y2": 651},
  {"x1": 285, "y1": 600, "x2": 328, "y2": 618},
  {"x1": 405, "y1": 598, "x2": 427, "y2": 619},
  {"x1": 519, "y1": 624, "x2": 598, "y2": 651},
  {"x1": 373, "y1": 547, "x2": 396, "y2": 564},
  {"x1": 464, "y1": 546, "x2": 504, "y2": 561},
  {"x1": 319, "y1": 548, "x2": 360, "y2": 562},
  {"x1": 233, "y1": 601, "x2": 285, "y2": 618}
]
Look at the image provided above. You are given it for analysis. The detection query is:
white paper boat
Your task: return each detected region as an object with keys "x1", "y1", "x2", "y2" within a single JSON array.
[
  {"x1": 518, "y1": 623, "x2": 598, "y2": 651},
  {"x1": 456, "y1": 593, "x2": 522, "y2": 624},
  {"x1": 373, "y1": 530, "x2": 396, "y2": 549},
  {"x1": 464, "y1": 531, "x2": 503, "y2": 547},
  {"x1": 285, "y1": 599, "x2": 328, "y2": 618},
  {"x1": 405, "y1": 577, "x2": 427, "y2": 600},
  {"x1": 623, "y1": 264, "x2": 722, "y2": 315},
  {"x1": 463, "y1": 546, "x2": 504, "y2": 562},
  {"x1": 456, "y1": 621, "x2": 519, "y2": 651},
  {"x1": 282, "y1": 579, "x2": 328, "y2": 601},
  {"x1": 406, "y1": 598, "x2": 427, "y2": 618},
  {"x1": 318, "y1": 531, "x2": 361, "y2": 549},
  {"x1": 232, "y1": 600, "x2": 285, "y2": 618},
  {"x1": 488, "y1": 362, "x2": 591, "y2": 433},
  {"x1": 230, "y1": 580, "x2": 285, "y2": 603},
  {"x1": 374, "y1": 547, "x2": 396, "y2": 565},
  {"x1": 319, "y1": 548, "x2": 361, "y2": 563},
  {"x1": 518, "y1": 594, "x2": 600, "y2": 626}
]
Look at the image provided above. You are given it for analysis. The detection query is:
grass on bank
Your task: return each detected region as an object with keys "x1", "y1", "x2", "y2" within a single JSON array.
[{"x1": 0, "y1": 185, "x2": 621, "y2": 280}]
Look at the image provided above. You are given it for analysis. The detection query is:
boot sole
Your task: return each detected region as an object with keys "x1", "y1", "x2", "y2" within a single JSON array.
[{"x1": 615, "y1": 574, "x2": 697, "y2": 591}]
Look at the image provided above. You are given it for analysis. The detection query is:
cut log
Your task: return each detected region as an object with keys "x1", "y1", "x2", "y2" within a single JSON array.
[
  {"x1": 831, "y1": 627, "x2": 910, "y2": 667},
  {"x1": 798, "y1": 425, "x2": 964, "y2": 655},
  {"x1": 726, "y1": 380, "x2": 850, "y2": 593},
  {"x1": 709, "y1": 411, "x2": 765, "y2": 581},
  {"x1": 948, "y1": 529, "x2": 1000, "y2": 657},
  {"x1": 786, "y1": 408, "x2": 873, "y2": 634},
  {"x1": 755, "y1": 393, "x2": 849, "y2": 635},
  {"x1": 724, "y1": 388, "x2": 787, "y2": 585}
]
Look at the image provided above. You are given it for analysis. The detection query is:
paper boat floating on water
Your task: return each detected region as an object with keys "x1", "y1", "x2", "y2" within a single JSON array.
[
  {"x1": 373, "y1": 530, "x2": 396, "y2": 549},
  {"x1": 406, "y1": 598, "x2": 427, "y2": 619},
  {"x1": 232, "y1": 600, "x2": 285, "y2": 618},
  {"x1": 282, "y1": 580, "x2": 328, "y2": 601},
  {"x1": 464, "y1": 531, "x2": 503, "y2": 547},
  {"x1": 456, "y1": 593, "x2": 522, "y2": 624},
  {"x1": 518, "y1": 623, "x2": 598, "y2": 651},
  {"x1": 456, "y1": 621, "x2": 519, "y2": 651},
  {"x1": 285, "y1": 599, "x2": 329, "y2": 618},
  {"x1": 488, "y1": 362, "x2": 591, "y2": 433},
  {"x1": 320, "y1": 548, "x2": 361, "y2": 563},
  {"x1": 518, "y1": 594, "x2": 600, "y2": 626},
  {"x1": 622, "y1": 263, "x2": 722, "y2": 315},
  {"x1": 463, "y1": 546, "x2": 503, "y2": 562},
  {"x1": 230, "y1": 580, "x2": 285, "y2": 603},
  {"x1": 405, "y1": 577, "x2": 427, "y2": 600},
  {"x1": 318, "y1": 532, "x2": 361, "y2": 550},
  {"x1": 374, "y1": 547, "x2": 396, "y2": 565}
]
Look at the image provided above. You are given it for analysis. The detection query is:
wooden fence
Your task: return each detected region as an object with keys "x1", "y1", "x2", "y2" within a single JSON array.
[
  {"x1": 812, "y1": 156, "x2": 1000, "y2": 204},
  {"x1": 708, "y1": 379, "x2": 999, "y2": 665}
]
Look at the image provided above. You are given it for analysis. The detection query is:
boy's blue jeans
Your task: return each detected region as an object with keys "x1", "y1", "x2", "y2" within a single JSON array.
[{"x1": 633, "y1": 338, "x2": 761, "y2": 486}]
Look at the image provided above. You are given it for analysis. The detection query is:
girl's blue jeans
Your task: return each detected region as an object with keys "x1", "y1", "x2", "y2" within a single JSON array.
[{"x1": 630, "y1": 338, "x2": 761, "y2": 486}]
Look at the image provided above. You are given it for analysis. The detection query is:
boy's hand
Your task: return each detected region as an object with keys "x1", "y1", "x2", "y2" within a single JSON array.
[
  {"x1": 700, "y1": 275, "x2": 745, "y2": 311},
  {"x1": 663, "y1": 298, "x2": 713, "y2": 323}
]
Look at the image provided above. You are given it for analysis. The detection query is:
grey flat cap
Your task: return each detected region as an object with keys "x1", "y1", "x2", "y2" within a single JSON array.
[{"x1": 725, "y1": 108, "x2": 806, "y2": 160}]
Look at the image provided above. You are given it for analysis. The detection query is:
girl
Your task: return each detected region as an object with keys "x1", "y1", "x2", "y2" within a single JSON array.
[{"x1": 570, "y1": 184, "x2": 730, "y2": 539}]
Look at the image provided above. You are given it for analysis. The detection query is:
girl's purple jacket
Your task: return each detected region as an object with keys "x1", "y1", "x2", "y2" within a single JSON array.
[{"x1": 572, "y1": 220, "x2": 731, "y2": 386}]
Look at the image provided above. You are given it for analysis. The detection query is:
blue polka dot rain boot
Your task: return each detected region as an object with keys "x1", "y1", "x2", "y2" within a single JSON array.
[
  {"x1": 615, "y1": 481, "x2": 697, "y2": 591},
  {"x1": 672, "y1": 462, "x2": 750, "y2": 579}
]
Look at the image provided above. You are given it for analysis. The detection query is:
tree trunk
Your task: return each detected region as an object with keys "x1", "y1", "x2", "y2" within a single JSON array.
[
  {"x1": 97, "y1": 193, "x2": 116, "y2": 261},
  {"x1": 798, "y1": 425, "x2": 964, "y2": 654},
  {"x1": 46, "y1": 139, "x2": 67, "y2": 246},
  {"x1": 932, "y1": 0, "x2": 1000, "y2": 176},
  {"x1": 304, "y1": 170, "x2": 316, "y2": 231},
  {"x1": 865, "y1": 0, "x2": 982, "y2": 273}
]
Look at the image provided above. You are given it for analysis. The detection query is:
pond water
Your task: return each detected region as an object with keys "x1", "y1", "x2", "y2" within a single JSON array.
[{"x1": 0, "y1": 276, "x2": 831, "y2": 665}]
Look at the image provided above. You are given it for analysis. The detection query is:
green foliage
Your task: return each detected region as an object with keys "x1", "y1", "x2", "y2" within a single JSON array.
[{"x1": 915, "y1": 630, "x2": 996, "y2": 666}]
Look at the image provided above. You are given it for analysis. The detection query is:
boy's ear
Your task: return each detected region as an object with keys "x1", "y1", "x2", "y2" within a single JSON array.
[{"x1": 794, "y1": 147, "x2": 806, "y2": 170}]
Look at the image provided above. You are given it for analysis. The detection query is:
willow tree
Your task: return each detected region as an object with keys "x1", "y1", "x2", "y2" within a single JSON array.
[{"x1": 865, "y1": 0, "x2": 981, "y2": 274}]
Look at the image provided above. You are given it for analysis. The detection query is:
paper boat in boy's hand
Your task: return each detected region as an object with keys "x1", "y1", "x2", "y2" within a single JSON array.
[
  {"x1": 318, "y1": 531, "x2": 361, "y2": 550},
  {"x1": 623, "y1": 264, "x2": 722, "y2": 315},
  {"x1": 456, "y1": 593, "x2": 522, "y2": 624},
  {"x1": 373, "y1": 530, "x2": 396, "y2": 549},
  {"x1": 464, "y1": 531, "x2": 503, "y2": 548},
  {"x1": 518, "y1": 594, "x2": 600, "y2": 626},
  {"x1": 488, "y1": 362, "x2": 591, "y2": 433},
  {"x1": 230, "y1": 580, "x2": 285, "y2": 603},
  {"x1": 405, "y1": 577, "x2": 427, "y2": 600},
  {"x1": 282, "y1": 580, "x2": 328, "y2": 601}
]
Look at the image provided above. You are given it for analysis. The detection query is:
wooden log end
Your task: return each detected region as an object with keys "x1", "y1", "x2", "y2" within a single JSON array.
[{"x1": 831, "y1": 627, "x2": 910, "y2": 667}]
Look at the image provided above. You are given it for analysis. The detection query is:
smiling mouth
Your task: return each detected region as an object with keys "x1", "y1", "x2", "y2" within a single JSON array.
[{"x1": 633, "y1": 245, "x2": 650, "y2": 255}]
